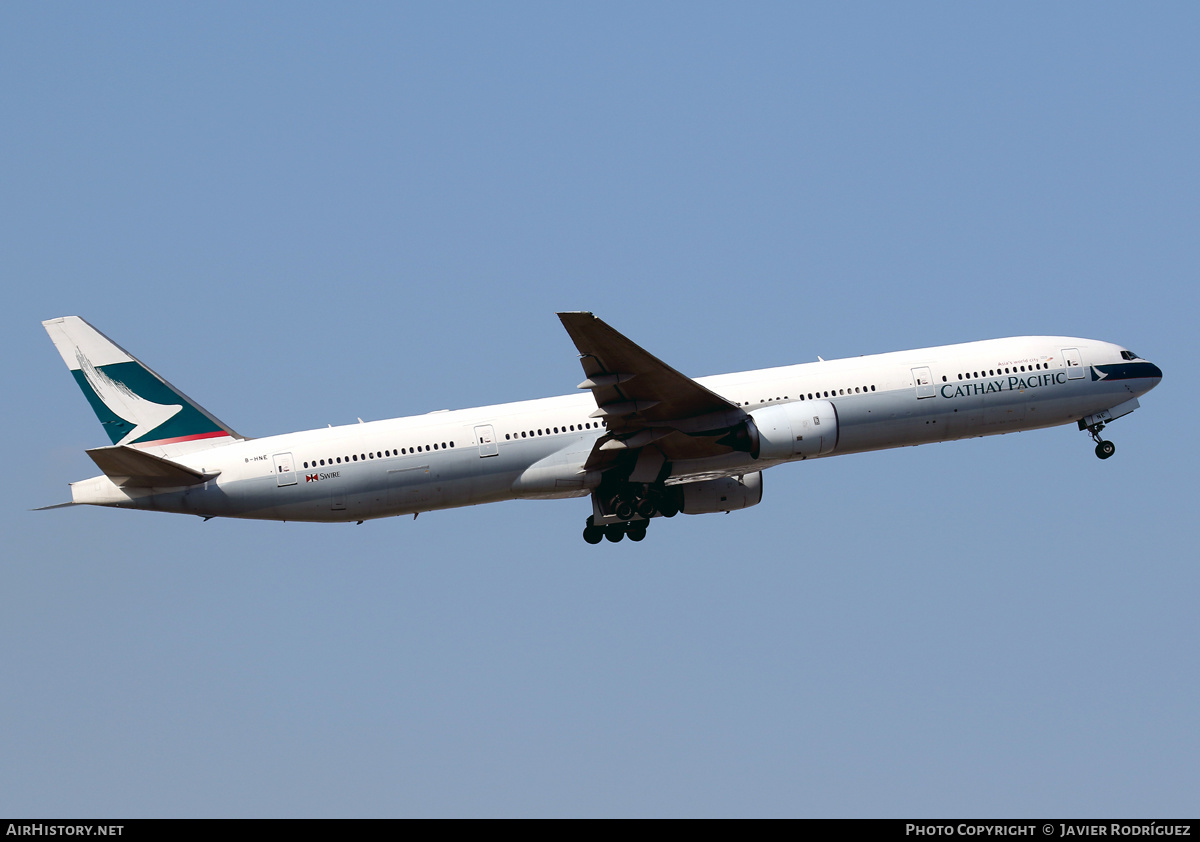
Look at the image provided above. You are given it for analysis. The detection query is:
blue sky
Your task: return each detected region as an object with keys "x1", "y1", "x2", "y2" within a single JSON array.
[{"x1": 3, "y1": 3, "x2": 1196, "y2": 817}]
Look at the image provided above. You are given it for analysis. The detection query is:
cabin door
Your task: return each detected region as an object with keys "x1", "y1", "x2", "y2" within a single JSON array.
[
  {"x1": 475, "y1": 424, "x2": 499, "y2": 457},
  {"x1": 273, "y1": 452, "x2": 297, "y2": 487},
  {"x1": 1062, "y1": 348, "x2": 1085, "y2": 380},
  {"x1": 912, "y1": 367, "x2": 935, "y2": 398}
]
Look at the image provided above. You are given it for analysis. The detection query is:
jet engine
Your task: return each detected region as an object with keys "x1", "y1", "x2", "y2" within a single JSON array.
[
  {"x1": 746, "y1": 399, "x2": 839, "y2": 461},
  {"x1": 676, "y1": 472, "x2": 763, "y2": 514}
]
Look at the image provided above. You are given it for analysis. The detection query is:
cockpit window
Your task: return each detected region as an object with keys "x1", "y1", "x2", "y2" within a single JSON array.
[{"x1": 1121, "y1": 350, "x2": 1142, "y2": 361}]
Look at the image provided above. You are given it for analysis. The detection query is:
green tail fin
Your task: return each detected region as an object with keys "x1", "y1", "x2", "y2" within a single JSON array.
[{"x1": 43, "y1": 316, "x2": 244, "y2": 449}]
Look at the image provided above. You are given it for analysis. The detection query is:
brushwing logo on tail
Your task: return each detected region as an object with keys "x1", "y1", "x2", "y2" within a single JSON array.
[{"x1": 75, "y1": 347, "x2": 182, "y2": 445}]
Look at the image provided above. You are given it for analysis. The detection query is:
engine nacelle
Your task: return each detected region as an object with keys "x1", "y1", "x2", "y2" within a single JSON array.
[
  {"x1": 748, "y1": 399, "x2": 838, "y2": 461},
  {"x1": 677, "y1": 472, "x2": 763, "y2": 515}
]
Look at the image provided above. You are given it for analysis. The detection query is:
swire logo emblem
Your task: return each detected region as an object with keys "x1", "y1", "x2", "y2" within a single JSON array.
[{"x1": 306, "y1": 474, "x2": 319, "y2": 483}]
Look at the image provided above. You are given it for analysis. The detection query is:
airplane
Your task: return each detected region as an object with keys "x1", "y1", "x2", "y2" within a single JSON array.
[{"x1": 40, "y1": 313, "x2": 1162, "y2": 543}]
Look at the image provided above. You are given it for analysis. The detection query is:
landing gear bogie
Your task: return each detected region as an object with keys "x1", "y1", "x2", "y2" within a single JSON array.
[
  {"x1": 584, "y1": 483, "x2": 681, "y2": 544},
  {"x1": 582, "y1": 514, "x2": 655, "y2": 545}
]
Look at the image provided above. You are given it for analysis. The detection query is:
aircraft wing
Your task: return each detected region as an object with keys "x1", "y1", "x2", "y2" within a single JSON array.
[{"x1": 557, "y1": 312, "x2": 750, "y2": 473}]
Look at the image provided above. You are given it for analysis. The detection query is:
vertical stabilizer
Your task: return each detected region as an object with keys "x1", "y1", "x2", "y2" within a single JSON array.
[{"x1": 43, "y1": 316, "x2": 244, "y2": 452}]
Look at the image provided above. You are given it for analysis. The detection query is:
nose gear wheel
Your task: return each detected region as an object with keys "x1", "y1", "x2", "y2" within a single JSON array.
[{"x1": 1085, "y1": 422, "x2": 1116, "y2": 460}]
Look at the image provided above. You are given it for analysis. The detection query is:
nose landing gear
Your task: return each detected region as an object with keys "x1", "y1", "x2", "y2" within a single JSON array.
[{"x1": 1085, "y1": 422, "x2": 1116, "y2": 460}]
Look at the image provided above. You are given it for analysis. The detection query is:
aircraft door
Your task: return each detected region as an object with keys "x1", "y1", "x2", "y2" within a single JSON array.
[
  {"x1": 1062, "y1": 348, "x2": 1085, "y2": 380},
  {"x1": 475, "y1": 424, "x2": 498, "y2": 457},
  {"x1": 912, "y1": 367, "x2": 935, "y2": 398},
  {"x1": 273, "y1": 452, "x2": 297, "y2": 487}
]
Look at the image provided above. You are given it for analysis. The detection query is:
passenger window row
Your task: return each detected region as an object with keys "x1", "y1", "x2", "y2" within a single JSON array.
[
  {"x1": 504, "y1": 420, "x2": 605, "y2": 441},
  {"x1": 735, "y1": 385, "x2": 877, "y2": 407},
  {"x1": 953, "y1": 363, "x2": 1047, "y2": 381},
  {"x1": 303, "y1": 441, "x2": 455, "y2": 470}
]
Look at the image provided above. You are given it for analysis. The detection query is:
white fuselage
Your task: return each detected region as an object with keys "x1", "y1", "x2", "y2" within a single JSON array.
[{"x1": 68, "y1": 335, "x2": 1161, "y2": 522}]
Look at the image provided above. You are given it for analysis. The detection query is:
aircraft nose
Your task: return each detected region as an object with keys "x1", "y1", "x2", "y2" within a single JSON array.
[{"x1": 1139, "y1": 360, "x2": 1163, "y2": 391}]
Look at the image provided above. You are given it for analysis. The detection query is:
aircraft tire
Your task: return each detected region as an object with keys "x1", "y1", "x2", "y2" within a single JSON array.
[
  {"x1": 604, "y1": 524, "x2": 626, "y2": 542},
  {"x1": 627, "y1": 526, "x2": 647, "y2": 542},
  {"x1": 1095, "y1": 440, "x2": 1116, "y2": 460},
  {"x1": 583, "y1": 525, "x2": 604, "y2": 544}
]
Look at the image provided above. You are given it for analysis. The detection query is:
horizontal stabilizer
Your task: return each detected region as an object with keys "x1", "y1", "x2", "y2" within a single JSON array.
[
  {"x1": 85, "y1": 445, "x2": 218, "y2": 488},
  {"x1": 32, "y1": 501, "x2": 80, "y2": 511}
]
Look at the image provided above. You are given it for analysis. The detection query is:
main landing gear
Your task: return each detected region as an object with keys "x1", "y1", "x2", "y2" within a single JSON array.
[
  {"x1": 582, "y1": 516, "x2": 649, "y2": 544},
  {"x1": 1085, "y1": 422, "x2": 1116, "y2": 460},
  {"x1": 581, "y1": 488, "x2": 680, "y2": 544},
  {"x1": 581, "y1": 484, "x2": 684, "y2": 544},
  {"x1": 582, "y1": 515, "x2": 651, "y2": 544}
]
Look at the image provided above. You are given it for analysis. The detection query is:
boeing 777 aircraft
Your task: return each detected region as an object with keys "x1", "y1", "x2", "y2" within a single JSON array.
[{"x1": 41, "y1": 313, "x2": 1162, "y2": 543}]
